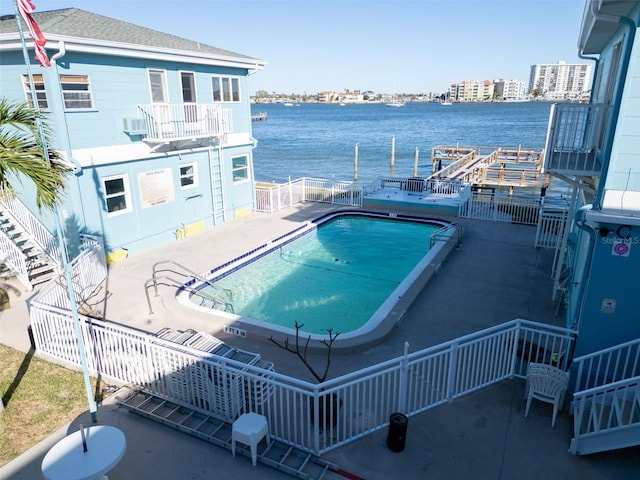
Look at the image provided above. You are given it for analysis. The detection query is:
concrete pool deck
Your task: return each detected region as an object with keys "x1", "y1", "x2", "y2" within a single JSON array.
[{"x1": 2, "y1": 201, "x2": 640, "y2": 479}]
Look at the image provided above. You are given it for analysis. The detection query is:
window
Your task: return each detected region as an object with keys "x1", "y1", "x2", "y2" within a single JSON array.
[
  {"x1": 180, "y1": 72, "x2": 196, "y2": 103},
  {"x1": 232, "y1": 155, "x2": 249, "y2": 182},
  {"x1": 103, "y1": 175, "x2": 131, "y2": 215},
  {"x1": 179, "y1": 163, "x2": 198, "y2": 188},
  {"x1": 148, "y1": 69, "x2": 168, "y2": 103},
  {"x1": 212, "y1": 77, "x2": 221, "y2": 102},
  {"x1": 231, "y1": 78, "x2": 240, "y2": 102},
  {"x1": 222, "y1": 78, "x2": 231, "y2": 102},
  {"x1": 211, "y1": 76, "x2": 241, "y2": 103},
  {"x1": 60, "y1": 75, "x2": 93, "y2": 109},
  {"x1": 22, "y1": 74, "x2": 48, "y2": 109}
]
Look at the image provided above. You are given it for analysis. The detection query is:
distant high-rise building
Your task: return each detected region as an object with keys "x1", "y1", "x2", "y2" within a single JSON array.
[
  {"x1": 529, "y1": 61, "x2": 593, "y2": 100},
  {"x1": 493, "y1": 79, "x2": 528, "y2": 101}
]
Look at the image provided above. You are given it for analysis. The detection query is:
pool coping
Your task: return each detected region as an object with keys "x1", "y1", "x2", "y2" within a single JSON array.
[{"x1": 176, "y1": 210, "x2": 462, "y2": 352}]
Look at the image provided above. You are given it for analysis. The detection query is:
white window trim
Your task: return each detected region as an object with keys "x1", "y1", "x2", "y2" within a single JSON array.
[
  {"x1": 147, "y1": 68, "x2": 169, "y2": 104},
  {"x1": 211, "y1": 75, "x2": 241, "y2": 103},
  {"x1": 231, "y1": 154, "x2": 250, "y2": 183},
  {"x1": 22, "y1": 74, "x2": 48, "y2": 110},
  {"x1": 179, "y1": 162, "x2": 199, "y2": 189},
  {"x1": 103, "y1": 174, "x2": 132, "y2": 217},
  {"x1": 179, "y1": 70, "x2": 197, "y2": 104},
  {"x1": 59, "y1": 74, "x2": 94, "y2": 110}
]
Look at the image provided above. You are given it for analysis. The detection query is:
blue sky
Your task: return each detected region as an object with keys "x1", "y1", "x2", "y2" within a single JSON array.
[{"x1": 11, "y1": 0, "x2": 588, "y2": 95}]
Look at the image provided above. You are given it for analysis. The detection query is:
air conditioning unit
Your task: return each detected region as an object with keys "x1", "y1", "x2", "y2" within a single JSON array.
[{"x1": 122, "y1": 117, "x2": 147, "y2": 135}]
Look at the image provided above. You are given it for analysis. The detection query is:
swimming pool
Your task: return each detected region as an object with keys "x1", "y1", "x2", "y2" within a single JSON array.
[{"x1": 180, "y1": 211, "x2": 459, "y2": 347}]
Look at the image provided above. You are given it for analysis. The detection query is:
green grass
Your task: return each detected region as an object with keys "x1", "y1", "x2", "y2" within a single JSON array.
[{"x1": 0, "y1": 344, "x2": 108, "y2": 466}]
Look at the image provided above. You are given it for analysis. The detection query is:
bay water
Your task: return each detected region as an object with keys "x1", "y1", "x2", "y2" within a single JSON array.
[{"x1": 250, "y1": 101, "x2": 554, "y2": 184}]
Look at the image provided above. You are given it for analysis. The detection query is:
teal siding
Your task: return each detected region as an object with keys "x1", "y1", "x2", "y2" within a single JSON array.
[{"x1": 573, "y1": 223, "x2": 640, "y2": 356}]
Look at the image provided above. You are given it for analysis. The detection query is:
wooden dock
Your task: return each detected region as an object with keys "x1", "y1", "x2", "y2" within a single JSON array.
[{"x1": 430, "y1": 145, "x2": 548, "y2": 189}]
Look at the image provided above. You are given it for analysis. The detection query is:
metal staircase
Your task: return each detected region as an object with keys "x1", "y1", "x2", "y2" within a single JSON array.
[
  {"x1": 0, "y1": 202, "x2": 60, "y2": 289},
  {"x1": 118, "y1": 388, "x2": 338, "y2": 480},
  {"x1": 570, "y1": 338, "x2": 640, "y2": 455},
  {"x1": 570, "y1": 378, "x2": 640, "y2": 455}
]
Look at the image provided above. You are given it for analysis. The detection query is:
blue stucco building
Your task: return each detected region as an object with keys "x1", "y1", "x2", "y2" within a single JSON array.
[{"x1": 1, "y1": 8, "x2": 265, "y2": 263}]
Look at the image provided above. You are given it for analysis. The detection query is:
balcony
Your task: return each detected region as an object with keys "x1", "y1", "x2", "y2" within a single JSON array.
[
  {"x1": 133, "y1": 103, "x2": 233, "y2": 147},
  {"x1": 542, "y1": 103, "x2": 609, "y2": 177}
]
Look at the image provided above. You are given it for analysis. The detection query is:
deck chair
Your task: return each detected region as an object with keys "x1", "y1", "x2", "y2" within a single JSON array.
[{"x1": 524, "y1": 362, "x2": 570, "y2": 427}]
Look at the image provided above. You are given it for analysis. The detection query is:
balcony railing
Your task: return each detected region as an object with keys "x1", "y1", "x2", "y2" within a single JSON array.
[
  {"x1": 135, "y1": 103, "x2": 232, "y2": 143},
  {"x1": 542, "y1": 103, "x2": 609, "y2": 177}
]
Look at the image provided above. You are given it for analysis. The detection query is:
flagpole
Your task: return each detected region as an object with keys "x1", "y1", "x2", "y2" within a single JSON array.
[{"x1": 13, "y1": 0, "x2": 98, "y2": 423}]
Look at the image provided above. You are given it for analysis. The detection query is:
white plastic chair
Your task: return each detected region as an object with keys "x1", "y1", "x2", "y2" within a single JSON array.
[{"x1": 524, "y1": 362, "x2": 570, "y2": 427}]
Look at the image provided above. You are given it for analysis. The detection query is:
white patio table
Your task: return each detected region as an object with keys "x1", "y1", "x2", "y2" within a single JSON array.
[{"x1": 41, "y1": 425, "x2": 126, "y2": 480}]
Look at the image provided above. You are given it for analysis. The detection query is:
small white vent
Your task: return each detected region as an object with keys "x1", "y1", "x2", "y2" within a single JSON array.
[{"x1": 123, "y1": 117, "x2": 147, "y2": 135}]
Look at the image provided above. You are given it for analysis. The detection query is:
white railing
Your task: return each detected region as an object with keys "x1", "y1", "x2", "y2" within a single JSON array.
[
  {"x1": 29, "y1": 234, "x2": 106, "y2": 311},
  {"x1": 303, "y1": 178, "x2": 363, "y2": 206},
  {"x1": 570, "y1": 338, "x2": 640, "y2": 454},
  {"x1": 255, "y1": 179, "x2": 305, "y2": 213},
  {"x1": 254, "y1": 178, "x2": 363, "y2": 213},
  {"x1": 136, "y1": 103, "x2": 233, "y2": 142},
  {"x1": 534, "y1": 210, "x2": 567, "y2": 249},
  {"x1": 369, "y1": 177, "x2": 462, "y2": 196},
  {"x1": 543, "y1": 103, "x2": 609, "y2": 175},
  {"x1": 0, "y1": 197, "x2": 62, "y2": 267},
  {"x1": 29, "y1": 305, "x2": 575, "y2": 454},
  {"x1": 0, "y1": 228, "x2": 30, "y2": 289},
  {"x1": 572, "y1": 337, "x2": 640, "y2": 393},
  {"x1": 459, "y1": 188, "x2": 542, "y2": 226},
  {"x1": 570, "y1": 375, "x2": 640, "y2": 455}
]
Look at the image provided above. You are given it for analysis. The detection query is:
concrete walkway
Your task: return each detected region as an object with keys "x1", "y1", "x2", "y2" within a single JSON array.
[{"x1": 2, "y1": 202, "x2": 639, "y2": 479}]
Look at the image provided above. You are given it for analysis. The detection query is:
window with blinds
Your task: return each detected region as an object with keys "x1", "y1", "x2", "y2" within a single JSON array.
[
  {"x1": 59, "y1": 75, "x2": 93, "y2": 109},
  {"x1": 22, "y1": 74, "x2": 48, "y2": 109}
]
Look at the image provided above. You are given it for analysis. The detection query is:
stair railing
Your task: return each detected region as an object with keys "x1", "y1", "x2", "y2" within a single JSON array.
[
  {"x1": 145, "y1": 260, "x2": 234, "y2": 314},
  {"x1": 570, "y1": 374, "x2": 640, "y2": 455},
  {"x1": 0, "y1": 197, "x2": 62, "y2": 268},
  {"x1": 0, "y1": 228, "x2": 31, "y2": 289}
]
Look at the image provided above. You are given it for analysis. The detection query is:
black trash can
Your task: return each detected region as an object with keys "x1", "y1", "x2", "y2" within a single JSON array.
[{"x1": 386, "y1": 412, "x2": 408, "y2": 452}]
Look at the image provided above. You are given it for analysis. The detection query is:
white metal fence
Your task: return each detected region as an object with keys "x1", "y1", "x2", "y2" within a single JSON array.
[
  {"x1": 458, "y1": 186, "x2": 568, "y2": 248},
  {"x1": 458, "y1": 186, "x2": 542, "y2": 225},
  {"x1": 255, "y1": 178, "x2": 363, "y2": 213},
  {"x1": 29, "y1": 234, "x2": 106, "y2": 311},
  {"x1": 29, "y1": 306, "x2": 575, "y2": 454}
]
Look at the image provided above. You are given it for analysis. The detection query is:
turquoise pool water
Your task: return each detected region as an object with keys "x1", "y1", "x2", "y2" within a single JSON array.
[{"x1": 192, "y1": 213, "x2": 444, "y2": 335}]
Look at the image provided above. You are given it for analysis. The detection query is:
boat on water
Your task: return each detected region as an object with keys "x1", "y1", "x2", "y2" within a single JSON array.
[
  {"x1": 385, "y1": 86, "x2": 405, "y2": 107},
  {"x1": 283, "y1": 102, "x2": 294, "y2": 107},
  {"x1": 385, "y1": 100, "x2": 406, "y2": 107},
  {"x1": 441, "y1": 100, "x2": 452, "y2": 105}
]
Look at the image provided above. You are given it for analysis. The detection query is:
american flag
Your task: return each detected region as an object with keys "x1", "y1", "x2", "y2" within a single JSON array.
[{"x1": 16, "y1": 0, "x2": 50, "y2": 67}]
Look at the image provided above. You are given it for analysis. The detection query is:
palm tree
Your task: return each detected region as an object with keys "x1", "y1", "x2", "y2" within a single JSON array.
[
  {"x1": 1, "y1": 99, "x2": 71, "y2": 413},
  {"x1": 0, "y1": 98, "x2": 70, "y2": 210}
]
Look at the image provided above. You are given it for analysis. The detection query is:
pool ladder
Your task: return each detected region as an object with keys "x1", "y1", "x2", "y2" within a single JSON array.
[{"x1": 144, "y1": 260, "x2": 234, "y2": 314}]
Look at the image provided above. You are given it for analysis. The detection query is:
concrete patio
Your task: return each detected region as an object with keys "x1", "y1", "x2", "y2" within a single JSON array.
[{"x1": 2, "y1": 200, "x2": 639, "y2": 479}]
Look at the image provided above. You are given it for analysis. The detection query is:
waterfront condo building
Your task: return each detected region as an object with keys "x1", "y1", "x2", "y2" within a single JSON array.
[
  {"x1": 529, "y1": 60, "x2": 593, "y2": 100},
  {"x1": 493, "y1": 79, "x2": 528, "y2": 101},
  {"x1": 0, "y1": 8, "x2": 264, "y2": 284},
  {"x1": 448, "y1": 80, "x2": 495, "y2": 102}
]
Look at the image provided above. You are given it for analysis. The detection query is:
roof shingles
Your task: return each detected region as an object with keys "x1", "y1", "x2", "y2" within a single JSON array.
[{"x1": 0, "y1": 8, "x2": 259, "y2": 62}]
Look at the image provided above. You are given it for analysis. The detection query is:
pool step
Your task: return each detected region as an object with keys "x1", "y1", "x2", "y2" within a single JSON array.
[{"x1": 117, "y1": 388, "x2": 337, "y2": 480}]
